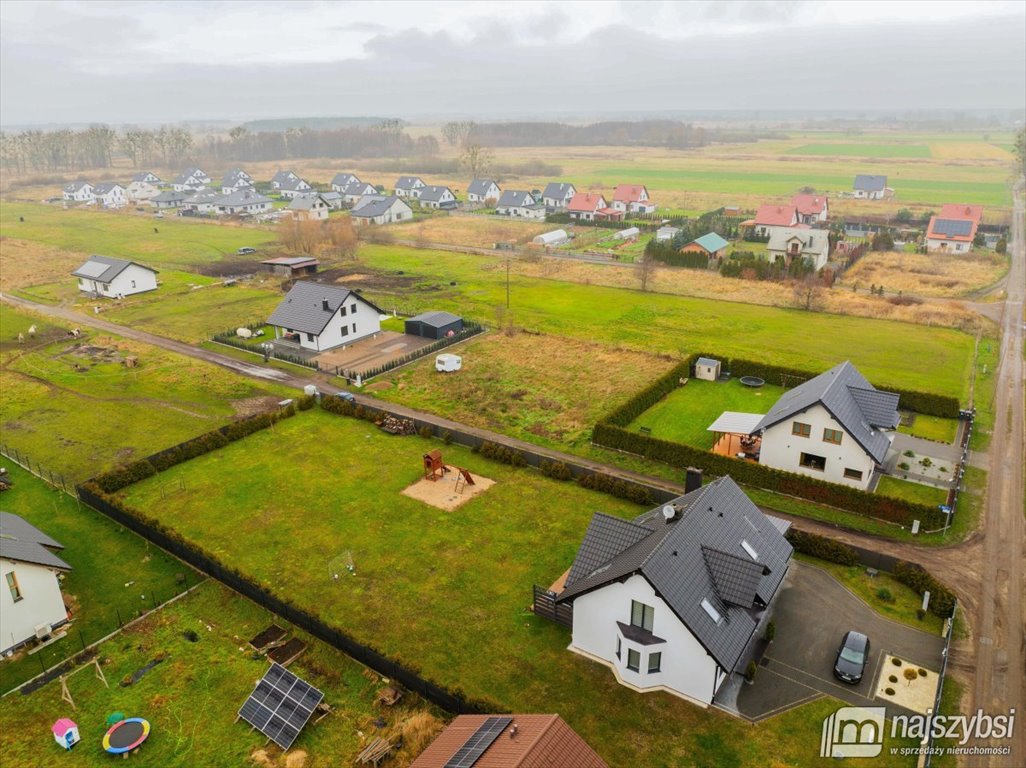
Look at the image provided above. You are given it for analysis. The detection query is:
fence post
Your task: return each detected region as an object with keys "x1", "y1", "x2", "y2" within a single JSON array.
[{"x1": 116, "y1": 608, "x2": 123, "y2": 628}]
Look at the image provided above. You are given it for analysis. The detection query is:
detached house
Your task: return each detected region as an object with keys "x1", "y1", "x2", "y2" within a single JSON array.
[
  {"x1": 150, "y1": 191, "x2": 187, "y2": 210},
  {"x1": 271, "y1": 170, "x2": 300, "y2": 189},
  {"x1": 416, "y1": 185, "x2": 457, "y2": 210},
  {"x1": 567, "y1": 192, "x2": 623, "y2": 222},
  {"x1": 350, "y1": 195, "x2": 412, "y2": 226},
  {"x1": 926, "y1": 204, "x2": 984, "y2": 253},
  {"x1": 217, "y1": 189, "x2": 273, "y2": 216},
  {"x1": 466, "y1": 179, "x2": 501, "y2": 204},
  {"x1": 63, "y1": 182, "x2": 94, "y2": 203},
  {"x1": 755, "y1": 361, "x2": 899, "y2": 490},
  {"x1": 127, "y1": 178, "x2": 160, "y2": 201},
  {"x1": 277, "y1": 177, "x2": 313, "y2": 200},
  {"x1": 791, "y1": 194, "x2": 829, "y2": 224},
  {"x1": 542, "y1": 182, "x2": 577, "y2": 210},
  {"x1": 340, "y1": 182, "x2": 378, "y2": 205},
  {"x1": 394, "y1": 176, "x2": 426, "y2": 198},
  {"x1": 613, "y1": 184, "x2": 657, "y2": 214},
  {"x1": 331, "y1": 173, "x2": 361, "y2": 192},
  {"x1": 554, "y1": 476, "x2": 792, "y2": 707},
  {"x1": 72, "y1": 255, "x2": 158, "y2": 298},
  {"x1": 171, "y1": 168, "x2": 208, "y2": 192},
  {"x1": 752, "y1": 204, "x2": 799, "y2": 237},
  {"x1": 184, "y1": 189, "x2": 224, "y2": 215},
  {"x1": 681, "y1": 233, "x2": 729, "y2": 259},
  {"x1": 853, "y1": 175, "x2": 888, "y2": 200},
  {"x1": 220, "y1": 168, "x2": 253, "y2": 195},
  {"x1": 267, "y1": 281, "x2": 384, "y2": 352},
  {"x1": 287, "y1": 193, "x2": 331, "y2": 221},
  {"x1": 92, "y1": 182, "x2": 127, "y2": 208},
  {"x1": 1, "y1": 512, "x2": 72, "y2": 656},
  {"x1": 766, "y1": 227, "x2": 830, "y2": 270},
  {"x1": 133, "y1": 171, "x2": 161, "y2": 184},
  {"x1": 495, "y1": 190, "x2": 545, "y2": 219}
]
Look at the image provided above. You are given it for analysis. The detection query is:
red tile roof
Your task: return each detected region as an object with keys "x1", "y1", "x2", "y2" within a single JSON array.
[
  {"x1": 791, "y1": 194, "x2": 828, "y2": 215},
  {"x1": 613, "y1": 184, "x2": 648, "y2": 203},
  {"x1": 567, "y1": 193, "x2": 606, "y2": 212},
  {"x1": 596, "y1": 207, "x2": 624, "y2": 220},
  {"x1": 754, "y1": 204, "x2": 798, "y2": 227},
  {"x1": 939, "y1": 204, "x2": 983, "y2": 224},
  {"x1": 411, "y1": 714, "x2": 608, "y2": 768}
]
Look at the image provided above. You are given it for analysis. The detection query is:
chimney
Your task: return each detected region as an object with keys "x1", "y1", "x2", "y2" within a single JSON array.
[
  {"x1": 685, "y1": 467, "x2": 703, "y2": 494},
  {"x1": 322, "y1": 299, "x2": 330, "y2": 311}
]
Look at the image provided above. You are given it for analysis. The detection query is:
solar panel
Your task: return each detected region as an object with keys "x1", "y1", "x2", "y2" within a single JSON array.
[
  {"x1": 237, "y1": 663, "x2": 324, "y2": 751},
  {"x1": 932, "y1": 218, "x2": 973, "y2": 237},
  {"x1": 444, "y1": 717, "x2": 513, "y2": 768},
  {"x1": 76, "y1": 260, "x2": 110, "y2": 279}
]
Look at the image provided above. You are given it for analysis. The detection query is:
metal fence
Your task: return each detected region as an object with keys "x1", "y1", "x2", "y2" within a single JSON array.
[
  {"x1": 0, "y1": 444, "x2": 70, "y2": 492},
  {"x1": 532, "y1": 585, "x2": 573, "y2": 627},
  {"x1": 923, "y1": 600, "x2": 958, "y2": 768}
]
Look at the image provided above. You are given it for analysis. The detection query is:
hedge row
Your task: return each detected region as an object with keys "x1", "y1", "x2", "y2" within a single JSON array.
[
  {"x1": 785, "y1": 529, "x2": 859, "y2": 566},
  {"x1": 601, "y1": 357, "x2": 699, "y2": 427},
  {"x1": 575, "y1": 473, "x2": 653, "y2": 506},
  {"x1": 477, "y1": 440, "x2": 529, "y2": 467},
  {"x1": 344, "y1": 322, "x2": 485, "y2": 381},
  {"x1": 893, "y1": 561, "x2": 956, "y2": 618}
]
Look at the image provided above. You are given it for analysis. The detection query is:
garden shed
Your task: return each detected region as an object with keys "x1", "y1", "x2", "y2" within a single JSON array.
[
  {"x1": 405, "y1": 311, "x2": 464, "y2": 339},
  {"x1": 694, "y1": 357, "x2": 721, "y2": 381}
]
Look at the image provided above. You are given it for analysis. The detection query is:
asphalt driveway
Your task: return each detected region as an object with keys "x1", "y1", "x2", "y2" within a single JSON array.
[{"x1": 728, "y1": 561, "x2": 946, "y2": 721}]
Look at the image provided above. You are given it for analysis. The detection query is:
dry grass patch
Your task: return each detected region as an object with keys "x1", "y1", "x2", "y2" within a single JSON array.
[
  {"x1": 0, "y1": 237, "x2": 86, "y2": 291},
  {"x1": 401, "y1": 216, "x2": 552, "y2": 248},
  {"x1": 842, "y1": 250, "x2": 1007, "y2": 297}
]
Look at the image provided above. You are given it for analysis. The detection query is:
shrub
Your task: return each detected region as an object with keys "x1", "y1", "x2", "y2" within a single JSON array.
[
  {"x1": 892, "y1": 657, "x2": 903, "y2": 667},
  {"x1": 885, "y1": 687, "x2": 896, "y2": 696},
  {"x1": 296, "y1": 394, "x2": 316, "y2": 411},
  {"x1": 540, "y1": 460, "x2": 573, "y2": 481},
  {"x1": 442, "y1": 431, "x2": 453, "y2": 445},
  {"x1": 898, "y1": 462, "x2": 910, "y2": 471},
  {"x1": 916, "y1": 608, "x2": 927, "y2": 620},
  {"x1": 418, "y1": 426, "x2": 434, "y2": 440},
  {"x1": 918, "y1": 668, "x2": 927, "y2": 677},
  {"x1": 892, "y1": 561, "x2": 956, "y2": 617},
  {"x1": 785, "y1": 529, "x2": 859, "y2": 566},
  {"x1": 765, "y1": 621, "x2": 776, "y2": 643},
  {"x1": 876, "y1": 587, "x2": 893, "y2": 603},
  {"x1": 744, "y1": 661, "x2": 758, "y2": 682},
  {"x1": 889, "y1": 674, "x2": 898, "y2": 684}
]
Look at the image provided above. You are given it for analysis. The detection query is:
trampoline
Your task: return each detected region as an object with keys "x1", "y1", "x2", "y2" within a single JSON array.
[
  {"x1": 102, "y1": 717, "x2": 150, "y2": 756},
  {"x1": 739, "y1": 376, "x2": 765, "y2": 388}
]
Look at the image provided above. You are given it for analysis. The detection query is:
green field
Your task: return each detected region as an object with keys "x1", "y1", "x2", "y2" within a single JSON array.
[
  {"x1": 876, "y1": 476, "x2": 949, "y2": 507},
  {"x1": 117, "y1": 409, "x2": 918, "y2": 767},
  {"x1": 898, "y1": 413, "x2": 959, "y2": 444},
  {"x1": 788, "y1": 143, "x2": 932, "y2": 158}
]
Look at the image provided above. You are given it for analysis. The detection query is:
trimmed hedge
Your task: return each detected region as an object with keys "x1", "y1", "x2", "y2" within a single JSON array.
[
  {"x1": 893, "y1": 561, "x2": 956, "y2": 618},
  {"x1": 576, "y1": 472, "x2": 653, "y2": 506},
  {"x1": 786, "y1": 529, "x2": 859, "y2": 566}
]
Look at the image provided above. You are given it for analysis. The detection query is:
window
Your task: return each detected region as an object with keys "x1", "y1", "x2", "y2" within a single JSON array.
[
  {"x1": 340, "y1": 326, "x2": 349, "y2": 337},
  {"x1": 627, "y1": 649, "x2": 641, "y2": 672},
  {"x1": 351, "y1": 304, "x2": 357, "y2": 314},
  {"x1": 823, "y1": 428, "x2": 843, "y2": 445},
  {"x1": 648, "y1": 652, "x2": 662, "y2": 673},
  {"x1": 615, "y1": 636, "x2": 621, "y2": 660},
  {"x1": 131, "y1": 280, "x2": 137, "y2": 289},
  {"x1": 844, "y1": 468, "x2": 864, "y2": 481},
  {"x1": 306, "y1": 333, "x2": 314, "y2": 342},
  {"x1": 351, "y1": 324, "x2": 356, "y2": 333},
  {"x1": 799, "y1": 452, "x2": 827, "y2": 471},
  {"x1": 700, "y1": 598, "x2": 722, "y2": 624},
  {"x1": 631, "y1": 600, "x2": 654, "y2": 632},
  {"x1": 792, "y1": 422, "x2": 811, "y2": 438},
  {"x1": 741, "y1": 539, "x2": 759, "y2": 561},
  {"x1": 6, "y1": 571, "x2": 22, "y2": 602},
  {"x1": 340, "y1": 306, "x2": 347, "y2": 317}
]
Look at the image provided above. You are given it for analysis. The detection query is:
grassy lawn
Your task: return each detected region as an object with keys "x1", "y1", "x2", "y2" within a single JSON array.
[
  {"x1": 0, "y1": 581, "x2": 444, "y2": 767},
  {"x1": 0, "y1": 304, "x2": 292, "y2": 481},
  {"x1": 787, "y1": 143, "x2": 932, "y2": 158},
  {"x1": 876, "y1": 476, "x2": 949, "y2": 508},
  {"x1": 0, "y1": 464, "x2": 196, "y2": 693},
  {"x1": 371, "y1": 331, "x2": 675, "y2": 448},
  {"x1": 898, "y1": 413, "x2": 959, "y2": 444},
  {"x1": 117, "y1": 409, "x2": 916, "y2": 766},
  {"x1": 627, "y1": 378, "x2": 786, "y2": 449}
]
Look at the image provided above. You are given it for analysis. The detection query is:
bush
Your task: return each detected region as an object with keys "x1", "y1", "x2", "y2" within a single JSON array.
[
  {"x1": 876, "y1": 587, "x2": 893, "y2": 603},
  {"x1": 889, "y1": 674, "x2": 898, "y2": 684},
  {"x1": 916, "y1": 608, "x2": 927, "y2": 620},
  {"x1": 418, "y1": 426, "x2": 434, "y2": 440},
  {"x1": 540, "y1": 460, "x2": 573, "y2": 481},
  {"x1": 442, "y1": 431, "x2": 453, "y2": 445},
  {"x1": 296, "y1": 394, "x2": 316, "y2": 411},
  {"x1": 885, "y1": 687, "x2": 896, "y2": 696},
  {"x1": 892, "y1": 561, "x2": 956, "y2": 617},
  {"x1": 892, "y1": 657, "x2": 903, "y2": 667},
  {"x1": 765, "y1": 621, "x2": 776, "y2": 643},
  {"x1": 744, "y1": 661, "x2": 758, "y2": 682},
  {"x1": 785, "y1": 529, "x2": 859, "y2": 565},
  {"x1": 575, "y1": 472, "x2": 652, "y2": 506}
]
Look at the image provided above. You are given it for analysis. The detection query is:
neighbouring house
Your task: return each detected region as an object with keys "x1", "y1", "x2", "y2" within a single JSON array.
[
  {"x1": 613, "y1": 184, "x2": 658, "y2": 214},
  {"x1": 63, "y1": 181, "x2": 94, "y2": 202},
  {"x1": 218, "y1": 189, "x2": 274, "y2": 216},
  {"x1": 567, "y1": 192, "x2": 623, "y2": 222},
  {"x1": 416, "y1": 185, "x2": 457, "y2": 210},
  {"x1": 287, "y1": 193, "x2": 331, "y2": 221},
  {"x1": 349, "y1": 195, "x2": 412, "y2": 226},
  {"x1": 404, "y1": 310, "x2": 464, "y2": 339},
  {"x1": 939, "y1": 203, "x2": 983, "y2": 224},
  {"x1": 267, "y1": 281, "x2": 384, "y2": 352},
  {"x1": 277, "y1": 177, "x2": 313, "y2": 200},
  {"x1": 766, "y1": 227, "x2": 831, "y2": 270},
  {"x1": 220, "y1": 168, "x2": 253, "y2": 195},
  {"x1": 0, "y1": 512, "x2": 73, "y2": 656},
  {"x1": 92, "y1": 182, "x2": 127, "y2": 208},
  {"x1": 553, "y1": 475, "x2": 792, "y2": 707},
  {"x1": 467, "y1": 179, "x2": 501, "y2": 204},
  {"x1": 72, "y1": 255, "x2": 159, "y2": 298},
  {"x1": 852, "y1": 175, "x2": 887, "y2": 200},
  {"x1": 694, "y1": 357, "x2": 721, "y2": 381},
  {"x1": 184, "y1": 189, "x2": 224, "y2": 215},
  {"x1": 150, "y1": 191, "x2": 187, "y2": 210},
  {"x1": 341, "y1": 182, "x2": 378, "y2": 205},
  {"x1": 126, "y1": 179, "x2": 161, "y2": 201},
  {"x1": 542, "y1": 182, "x2": 577, "y2": 210},
  {"x1": 755, "y1": 361, "x2": 899, "y2": 490},
  {"x1": 496, "y1": 190, "x2": 546, "y2": 219},
  {"x1": 270, "y1": 170, "x2": 300, "y2": 190},
  {"x1": 532, "y1": 229, "x2": 569, "y2": 247},
  {"x1": 656, "y1": 226, "x2": 681, "y2": 242},
  {"x1": 330, "y1": 173, "x2": 361, "y2": 192},
  {"x1": 132, "y1": 171, "x2": 161, "y2": 184},
  {"x1": 681, "y1": 233, "x2": 729, "y2": 259},
  {"x1": 752, "y1": 204, "x2": 800, "y2": 237},
  {"x1": 319, "y1": 191, "x2": 344, "y2": 210},
  {"x1": 171, "y1": 167, "x2": 209, "y2": 192},
  {"x1": 925, "y1": 216, "x2": 978, "y2": 253},
  {"x1": 411, "y1": 714, "x2": 608, "y2": 768},
  {"x1": 394, "y1": 176, "x2": 426, "y2": 198},
  {"x1": 261, "y1": 256, "x2": 319, "y2": 277},
  {"x1": 791, "y1": 194, "x2": 829, "y2": 224}
]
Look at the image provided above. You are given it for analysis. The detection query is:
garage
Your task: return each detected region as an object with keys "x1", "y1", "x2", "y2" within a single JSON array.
[{"x1": 404, "y1": 311, "x2": 463, "y2": 340}]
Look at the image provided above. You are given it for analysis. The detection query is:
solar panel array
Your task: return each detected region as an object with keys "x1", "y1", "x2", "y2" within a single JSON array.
[
  {"x1": 444, "y1": 717, "x2": 513, "y2": 768},
  {"x1": 932, "y1": 218, "x2": 973, "y2": 237},
  {"x1": 76, "y1": 260, "x2": 110, "y2": 279},
  {"x1": 238, "y1": 663, "x2": 324, "y2": 751}
]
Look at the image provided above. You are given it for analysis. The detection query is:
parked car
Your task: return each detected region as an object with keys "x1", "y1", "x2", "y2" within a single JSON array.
[
  {"x1": 333, "y1": 391, "x2": 356, "y2": 403},
  {"x1": 237, "y1": 246, "x2": 257, "y2": 255},
  {"x1": 833, "y1": 631, "x2": 870, "y2": 684}
]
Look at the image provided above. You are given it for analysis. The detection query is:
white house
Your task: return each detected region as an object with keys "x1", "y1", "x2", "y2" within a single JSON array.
[
  {"x1": 1, "y1": 513, "x2": 72, "y2": 656},
  {"x1": 217, "y1": 189, "x2": 273, "y2": 216},
  {"x1": 220, "y1": 168, "x2": 253, "y2": 195},
  {"x1": 613, "y1": 184, "x2": 657, "y2": 214},
  {"x1": 791, "y1": 194, "x2": 829, "y2": 224},
  {"x1": 555, "y1": 477, "x2": 792, "y2": 707},
  {"x1": 271, "y1": 170, "x2": 300, "y2": 190},
  {"x1": 184, "y1": 190, "x2": 224, "y2": 215},
  {"x1": 72, "y1": 255, "x2": 159, "y2": 298},
  {"x1": 63, "y1": 182, "x2": 94, "y2": 203},
  {"x1": 267, "y1": 281, "x2": 385, "y2": 352},
  {"x1": 394, "y1": 176, "x2": 425, "y2": 198},
  {"x1": 853, "y1": 175, "x2": 887, "y2": 200},
  {"x1": 92, "y1": 183, "x2": 127, "y2": 208},
  {"x1": 171, "y1": 168, "x2": 208, "y2": 192},
  {"x1": 150, "y1": 191, "x2": 187, "y2": 210},
  {"x1": 755, "y1": 361, "x2": 899, "y2": 490},
  {"x1": 349, "y1": 196, "x2": 412, "y2": 226},
  {"x1": 287, "y1": 193, "x2": 331, "y2": 221},
  {"x1": 925, "y1": 206, "x2": 982, "y2": 253},
  {"x1": 752, "y1": 204, "x2": 799, "y2": 237},
  {"x1": 277, "y1": 177, "x2": 313, "y2": 199},
  {"x1": 341, "y1": 182, "x2": 378, "y2": 205},
  {"x1": 542, "y1": 182, "x2": 577, "y2": 210},
  {"x1": 567, "y1": 192, "x2": 623, "y2": 222},
  {"x1": 495, "y1": 190, "x2": 545, "y2": 219},
  {"x1": 320, "y1": 191, "x2": 344, "y2": 210},
  {"x1": 416, "y1": 185, "x2": 457, "y2": 210},
  {"x1": 467, "y1": 179, "x2": 501, "y2": 204},
  {"x1": 331, "y1": 173, "x2": 361, "y2": 193},
  {"x1": 127, "y1": 179, "x2": 161, "y2": 201},
  {"x1": 132, "y1": 171, "x2": 161, "y2": 184},
  {"x1": 766, "y1": 227, "x2": 831, "y2": 270}
]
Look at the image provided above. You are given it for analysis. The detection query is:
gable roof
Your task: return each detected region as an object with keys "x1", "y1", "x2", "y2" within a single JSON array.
[
  {"x1": 172, "y1": 170, "x2": 204, "y2": 185},
  {"x1": 926, "y1": 216, "x2": 978, "y2": 243},
  {"x1": 278, "y1": 177, "x2": 311, "y2": 192},
  {"x1": 766, "y1": 227, "x2": 829, "y2": 256},
  {"x1": 410, "y1": 714, "x2": 607, "y2": 768},
  {"x1": 351, "y1": 195, "x2": 408, "y2": 218},
  {"x1": 64, "y1": 181, "x2": 92, "y2": 193},
  {"x1": 92, "y1": 182, "x2": 123, "y2": 194},
  {"x1": 417, "y1": 185, "x2": 453, "y2": 203},
  {"x1": 151, "y1": 191, "x2": 186, "y2": 203},
  {"x1": 288, "y1": 193, "x2": 328, "y2": 210},
  {"x1": 0, "y1": 512, "x2": 72, "y2": 571},
  {"x1": 558, "y1": 477, "x2": 792, "y2": 672},
  {"x1": 613, "y1": 184, "x2": 647, "y2": 203},
  {"x1": 131, "y1": 171, "x2": 160, "y2": 183},
  {"x1": 687, "y1": 233, "x2": 729, "y2": 253},
  {"x1": 853, "y1": 174, "x2": 887, "y2": 192},
  {"x1": 467, "y1": 179, "x2": 499, "y2": 196},
  {"x1": 754, "y1": 361, "x2": 899, "y2": 463},
  {"x1": 568, "y1": 192, "x2": 606, "y2": 212},
  {"x1": 331, "y1": 172, "x2": 360, "y2": 187},
  {"x1": 939, "y1": 204, "x2": 983, "y2": 224},
  {"x1": 268, "y1": 281, "x2": 384, "y2": 334},
  {"x1": 754, "y1": 204, "x2": 797, "y2": 227},
  {"x1": 395, "y1": 176, "x2": 424, "y2": 190},
  {"x1": 542, "y1": 182, "x2": 575, "y2": 199},
  {"x1": 72, "y1": 254, "x2": 157, "y2": 283},
  {"x1": 341, "y1": 182, "x2": 376, "y2": 195},
  {"x1": 271, "y1": 170, "x2": 298, "y2": 185},
  {"x1": 219, "y1": 189, "x2": 272, "y2": 207},
  {"x1": 497, "y1": 190, "x2": 535, "y2": 207},
  {"x1": 791, "y1": 194, "x2": 828, "y2": 215}
]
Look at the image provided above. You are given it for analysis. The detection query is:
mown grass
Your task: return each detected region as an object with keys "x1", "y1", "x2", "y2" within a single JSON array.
[
  {"x1": 788, "y1": 143, "x2": 932, "y2": 158},
  {"x1": 897, "y1": 413, "x2": 959, "y2": 444},
  {"x1": 875, "y1": 477, "x2": 949, "y2": 507},
  {"x1": 0, "y1": 464, "x2": 196, "y2": 693},
  {"x1": 0, "y1": 581, "x2": 443, "y2": 767},
  {"x1": 119, "y1": 410, "x2": 918, "y2": 767}
]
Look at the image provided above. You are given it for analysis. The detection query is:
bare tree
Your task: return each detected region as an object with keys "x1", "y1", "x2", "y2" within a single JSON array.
[
  {"x1": 459, "y1": 142, "x2": 494, "y2": 179},
  {"x1": 792, "y1": 275, "x2": 825, "y2": 311},
  {"x1": 442, "y1": 121, "x2": 476, "y2": 147},
  {"x1": 637, "y1": 255, "x2": 659, "y2": 292},
  {"x1": 325, "y1": 218, "x2": 359, "y2": 260}
]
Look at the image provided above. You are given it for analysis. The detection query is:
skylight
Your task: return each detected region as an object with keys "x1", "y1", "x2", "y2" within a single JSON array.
[
  {"x1": 701, "y1": 598, "x2": 722, "y2": 624},
  {"x1": 741, "y1": 540, "x2": 759, "y2": 561}
]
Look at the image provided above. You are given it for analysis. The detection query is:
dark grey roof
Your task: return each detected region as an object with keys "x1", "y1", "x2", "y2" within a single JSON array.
[
  {"x1": 220, "y1": 189, "x2": 272, "y2": 207},
  {"x1": 696, "y1": 357, "x2": 720, "y2": 367},
  {"x1": 853, "y1": 174, "x2": 887, "y2": 192},
  {"x1": 268, "y1": 281, "x2": 384, "y2": 334},
  {"x1": 132, "y1": 171, "x2": 159, "y2": 182},
  {"x1": 753, "y1": 361, "x2": 899, "y2": 463},
  {"x1": 417, "y1": 185, "x2": 453, "y2": 203},
  {"x1": 221, "y1": 170, "x2": 251, "y2": 187},
  {"x1": 395, "y1": 176, "x2": 423, "y2": 190},
  {"x1": 185, "y1": 190, "x2": 222, "y2": 204},
  {"x1": 272, "y1": 170, "x2": 298, "y2": 185},
  {"x1": 407, "y1": 310, "x2": 462, "y2": 327},
  {"x1": 92, "y1": 182, "x2": 123, "y2": 194},
  {"x1": 343, "y1": 182, "x2": 375, "y2": 195},
  {"x1": 72, "y1": 254, "x2": 157, "y2": 282},
  {"x1": 288, "y1": 193, "x2": 328, "y2": 210},
  {"x1": 542, "y1": 182, "x2": 575, "y2": 199},
  {"x1": 467, "y1": 179, "x2": 498, "y2": 196},
  {"x1": 351, "y1": 195, "x2": 407, "y2": 218},
  {"x1": 64, "y1": 181, "x2": 91, "y2": 192},
  {"x1": 279, "y1": 177, "x2": 311, "y2": 192},
  {"x1": 151, "y1": 191, "x2": 186, "y2": 203},
  {"x1": 497, "y1": 190, "x2": 535, "y2": 207},
  {"x1": 0, "y1": 512, "x2": 71, "y2": 571},
  {"x1": 558, "y1": 477, "x2": 793, "y2": 672},
  {"x1": 332, "y1": 172, "x2": 360, "y2": 186}
]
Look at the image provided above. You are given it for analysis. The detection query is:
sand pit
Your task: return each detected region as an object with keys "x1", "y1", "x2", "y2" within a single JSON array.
[{"x1": 401, "y1": 468, "x2": 495, "y2": 510}]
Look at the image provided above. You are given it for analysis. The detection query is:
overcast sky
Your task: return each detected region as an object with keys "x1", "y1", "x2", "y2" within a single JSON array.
[{"x1": 2, "y1": 0, "x2": 1024, "y2": 127}]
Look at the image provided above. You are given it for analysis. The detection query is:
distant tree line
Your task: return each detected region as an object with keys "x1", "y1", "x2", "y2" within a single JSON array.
[
  {"x1": 450, "y1": 120, "x2": 777, "y2": 148},
  {"x1": 0, "y1": 124, "x2": 192, "y2": 174},
  {"x1": 204, "y1": 122, "x2": 438, "y2": 162}
]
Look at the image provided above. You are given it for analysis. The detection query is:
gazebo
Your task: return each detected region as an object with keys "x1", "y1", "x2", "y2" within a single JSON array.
[{"x1": 706, "y1": 412, "x2": 763, "y2": 460}]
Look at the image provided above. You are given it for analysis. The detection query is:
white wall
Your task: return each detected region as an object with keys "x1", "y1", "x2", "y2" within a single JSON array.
[
  {"x1": 758, "y1": 403, "x2": 881, "y2": 489},
  {"x1": 127, "y1": 181, "x2": 159, "y2": 201},
  {"x1": 0, "y1": 559, "x2": 68, "y2": 654},
  {"x1": 569, "y1": 573, "x2": 723, "y2": 706},
  {"x1": 926, "y1": 238, "x2": 969, "y2": 253},
  {"x1": 296, "y1": 295, "x2": 382, "y2": 351},
  {"x1": 78, "y1": 264, "x2": 157, "y2": 298}
]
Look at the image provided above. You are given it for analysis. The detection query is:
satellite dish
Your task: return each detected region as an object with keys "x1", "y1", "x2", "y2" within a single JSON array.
[{"x1": 662, "y1": 505, "x2": 675, "y2": 520}]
